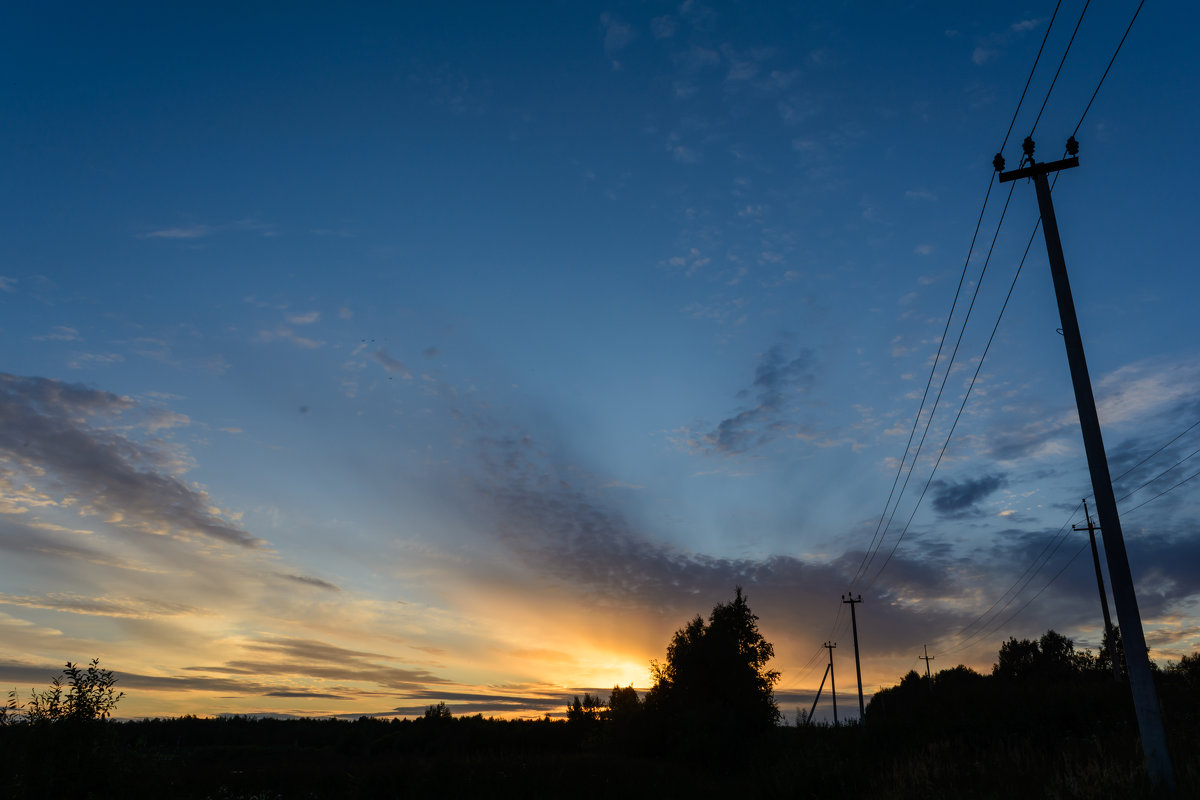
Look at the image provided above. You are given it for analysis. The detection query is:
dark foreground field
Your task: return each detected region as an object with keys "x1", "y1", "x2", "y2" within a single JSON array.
[{"x1": 4, "y1": 706, "x2": 1199, "y2": 800}]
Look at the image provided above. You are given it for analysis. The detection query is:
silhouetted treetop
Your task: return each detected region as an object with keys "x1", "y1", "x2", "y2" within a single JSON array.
[{"x1": 646, "y1": 587, "x2": 780, "y2": 740}]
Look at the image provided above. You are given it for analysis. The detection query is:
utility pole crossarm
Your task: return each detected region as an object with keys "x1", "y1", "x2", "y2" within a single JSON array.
[{"x1": 998, "y1": 156, "x2": 1079, "y2": 183}]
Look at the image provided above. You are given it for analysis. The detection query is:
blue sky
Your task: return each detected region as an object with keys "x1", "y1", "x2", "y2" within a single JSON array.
[{"x1": 3, "y1": 1, "x2": 1199, "y2": 721}]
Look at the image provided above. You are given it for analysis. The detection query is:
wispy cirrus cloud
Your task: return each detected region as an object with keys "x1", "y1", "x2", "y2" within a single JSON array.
[{"x1": 137, "y1": 219, "x2": 278, "y2": 240}]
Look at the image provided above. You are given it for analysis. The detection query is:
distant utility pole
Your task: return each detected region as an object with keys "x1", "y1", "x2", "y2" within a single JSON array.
[
  {"x1": 997, "y1": 136, "x2": 1175, "y2": 793},
  {"x1": 1074, "y1": 499, "x2": 1122, "y2": 682},
  {"x1": 842, "y1": 593, "x2": 865, "y2": 719},
  {"x1": 824, "y1": 641, "x2": 838, "y2": 724},
  {"x1": 919, "y1": 645, "x2": 935, "y2": 682}
]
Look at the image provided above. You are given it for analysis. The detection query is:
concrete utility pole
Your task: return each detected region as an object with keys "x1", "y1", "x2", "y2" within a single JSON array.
[
  {"x1": 824, "y1": 641, "x2": 838, "y2": 724},
  {"x1": 842, "y1": 593, "x2": 865, "y2": 719},
  {"x1": 997, "y1": 137, "x2": 1175, "y2": 793},
  {"x1": 919, "y1": 645, "x2": 935, "y2": 682},
  {"x1": 1074, "y1": 498, "x2": 1122, "y2": 682}
]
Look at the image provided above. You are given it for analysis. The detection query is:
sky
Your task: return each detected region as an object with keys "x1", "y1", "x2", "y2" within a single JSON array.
[{"x1": 3, "y1": 1, "x2": 1200, "y2": 723}]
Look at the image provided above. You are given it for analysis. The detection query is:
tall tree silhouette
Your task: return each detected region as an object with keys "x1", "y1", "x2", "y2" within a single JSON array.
[{"x1": 646, "y1": 587, "x2": 780, "y2": 743}]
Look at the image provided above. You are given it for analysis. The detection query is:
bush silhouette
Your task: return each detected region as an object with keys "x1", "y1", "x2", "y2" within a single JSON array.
[{"x1": 5, "y1": 659, "x2": 124, "y2": 724}]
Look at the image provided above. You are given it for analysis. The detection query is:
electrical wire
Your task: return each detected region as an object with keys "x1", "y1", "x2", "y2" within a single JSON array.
[
  {"x1": 852, "y1": 0, "x2": 1068, "y2": 590},
  {"x1": 1122, "y1": 466, "x2": 1200, "y2": 517},
  {"x1": 1029, "y1": 0, "x2": 1092, "y2": 138},
  {"x1": 1112, "y1": 418, "x2": 1200, "y2": 486},
  {"x1": 850, "y1": 179, "x2": 995, "y2": 588},
  {"x1": 1000, "y1": 0, "x2": 1064, "y2": 153},
  {"x1": 863, "y1": 181, "x2": 1020, "y2": 590},
  {"x1": 1118, "y1": 444, "x2": 1200, "y2": 504},
  {"x1": 1072, "y1": 0, "x2": 1147, "y2": 138}
]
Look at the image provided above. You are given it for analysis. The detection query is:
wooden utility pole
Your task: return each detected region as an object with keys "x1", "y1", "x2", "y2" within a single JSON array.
[
  {"x1": 919, "y1": 644, "x2": 935, "y2": 682},
  {"x1": 824, "y1": 641, "x2": 838, "y2": 724},
  {"x1": 842, "y1": 593, "x2": 865, "y2": 719},
  {"x1": 1074, "y1": 499, "x2": 1122, "y2": 682},
  {"x1": 998, "y1": 137, "x2": 1175, "y2": 793}
]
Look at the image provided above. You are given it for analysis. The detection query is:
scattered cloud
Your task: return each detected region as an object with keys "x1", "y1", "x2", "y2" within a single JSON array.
[
  {"x1": 600, "y1": 13, "x2": 635, "y2": 69},
  {"x1": 286, "y1": 311, "x2": 320, "y2": 325},
  {"x1": 138, "y1": 225, "x2": 213, "y2": 240},
  {"x1": 138, "y1": 219, "x2": 277, "y2": 240},
  {"x1": 930, "y1": 473, "x2": 1007, "y2": 515},
  {"x1": 34, "y1": 326, "x2": 81, "y2": 342},
  {"x1": 687, "y1": 339, "x2": 818, "y2": 456},
  {"x1": 370, "y1": 349, "x2": 411, "y2": 379},
  {"x1": 256, "y1": 329, "x2": 324, "y2": 349},
  {"x1": 971, "y1": 47, "x2": 995, "y2": 66},
  {"x1": 67, "y1": 353, "x2": 124, "y2": 370}
]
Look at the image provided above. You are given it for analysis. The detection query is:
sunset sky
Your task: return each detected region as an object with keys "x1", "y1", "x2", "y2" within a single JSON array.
[{"x1": 4, "y1": 1, "x2": 1200, "y2": 722}]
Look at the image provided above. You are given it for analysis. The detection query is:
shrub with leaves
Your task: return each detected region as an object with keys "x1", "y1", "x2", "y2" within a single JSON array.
[{"x1": 6, "y1": 658, "x2": 124, "y2": 723}]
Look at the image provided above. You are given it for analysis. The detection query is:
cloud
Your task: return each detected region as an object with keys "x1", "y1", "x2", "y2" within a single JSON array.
[
  {"x1": 913, "y1": 244, "x2": 935, "y2": 256},
  {"x1": 138, "y1": 225, "x2": 213, "y2": 239},
  {"x1": 671, "y1": 144, "x2": 699, "y2": 164},
  {"x1": 0, "y1": 373, "x2": 263, "y2": 548},
  {"x1": 468, "y1": 430, "x2": 986, "y2": 660},
  {"x1": 34, "y1": 326, "x2": 81, "y2": 342},
  {"x1": 256, "y1": 328, "x2": 324, "y2": 349},
  {"x1": 277, "y1": 573, "x2": 341, "y2": 592},
  {"x1": 972, "y1": 47, "x2": 995, "y2": 65},
  {"x1": 650, "y1": 15, "x2": 675, "y2": 38},
  {"x1": 208, "y1": 637, "x2": 452, "y2": 691},
  {"x1": 600, "y1": 13, "x2": 635, "y2": 68},
  {"x1": 930, "y1": 473, "x2": 1007, "y2": 515},
  {"x1": 286, "y1": 311, "x2": 320, "y2": 325},
  {"x1": 67, "y1": 353, "x2": 124, "y2": 369},
  {"x1": 0, "y1": 277, "x2": 15, "y2": 292},
  {"x1": 370, "y1": 349, "x2": 411, "y2": 378},
  {"x1": 138, "y1": 219, "x2": 277, "y2": 240},
  {"x1": 688, "y1": 339, "x2": 818, "y2": 455},
  {"x1": 0, "y1": 592, "x2": 201, "y2": 619}
]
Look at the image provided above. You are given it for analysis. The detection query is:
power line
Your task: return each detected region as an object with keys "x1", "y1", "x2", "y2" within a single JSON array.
[
  {"x1": 850, "y1": 178, "x2": 996, "y2": 587},
  {"x1": 954, "y1": 501, "x2": 1081, "y2": 644},
  {"x1": 853, "y1": 0, "x2": 1067, "y2": 589},
  {"x1": 864, "y1": 181, "x2": 1021, "y2": 590},
  {"x1": 1123, "y1": 466, "x2": 1200, "y2": 517},
  {"x1": 1001, "y1": 0, "x2": 1065, "y2": 153},
  {"x1": 1072, "y1": 0, "x2": 1147, "y2": 138},
  {"x1": 1118, "y1": 444, "x2": 1200, "y2": 504},
  {"x1": 1112, "y1": 418, "x2": 1200, "y2": 485},
  {"x1": 1029, "y1": 0, "x2": 1092, "y2": 137}
]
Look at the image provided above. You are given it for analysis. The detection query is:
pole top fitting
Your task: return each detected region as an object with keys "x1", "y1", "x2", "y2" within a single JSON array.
[
  {"x1": 992, "y1": 153, "x2": 1006, "y2": 172},
  {"x1": 1066, "y1": 135, "x2": 1079, "y2": 156},
  {"x1": 1022, "y1": 136, "x2": 1036, "y2": 160}
]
